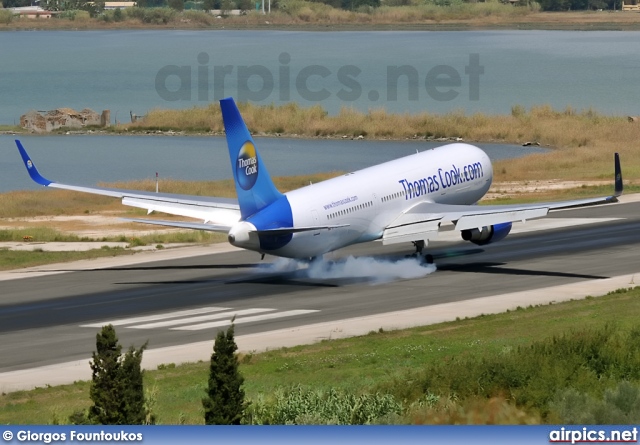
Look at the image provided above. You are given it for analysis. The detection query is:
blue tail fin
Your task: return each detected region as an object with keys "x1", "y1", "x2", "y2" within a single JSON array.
[{"x1": 220, "y1": 98, "x2": 283, "y2": 220}]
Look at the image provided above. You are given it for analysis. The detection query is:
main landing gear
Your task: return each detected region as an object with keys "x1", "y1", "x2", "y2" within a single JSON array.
[{"x1": 408, "y1": 240, "x2": 434, "y2": 265}]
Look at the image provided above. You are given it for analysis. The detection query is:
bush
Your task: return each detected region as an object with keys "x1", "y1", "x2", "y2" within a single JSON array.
[
  {"x1": 127, "y1": 237, "x2": 146, "y2": 247},
  {"x1": 551, "y1": 381, "x2": 640, "y2": 424},
  {"x1": 57, "y1": 9, "x2": 78, "y2": 20},
  {"x1": 0, "y1": 9, "x2": 13, "y2": 24},
  {"x1": 75, "y1": 10, "x2": 91, "y2": 21},
  {"x1": 377, "y1": 324, "x2": 640, "y2": 419},
  {"x1": 182, "y1": 9, "x2": 215, "y2": 23},
  {"x1": 100, "y1": 8, "x2": 126, "y2": 22},
  {"x1": 125, "y1": 7, "x2": 177, "y2": 24},
  {"x1": 511, "y1": 104, "x2": 526, "y2": 118},
  {"x1": 245, "y1": 386, "x2": 402, "y2": 424}
]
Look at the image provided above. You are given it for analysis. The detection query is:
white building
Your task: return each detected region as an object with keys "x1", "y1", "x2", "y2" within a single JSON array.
[
  {"x1": 104, "y1": 2, "x2": 136, "y2": 9},
  {"x1": 9, "y1": 6, "x2": 55, "y2": 18}
]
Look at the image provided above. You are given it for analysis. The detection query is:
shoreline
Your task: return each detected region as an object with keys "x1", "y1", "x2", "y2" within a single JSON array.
[
  {"x1": 0, "y1": 128, "x2": 479, "y2": 144},
  {"x1": 2, "y1": 11, "x2": 640, "y2": 32}
]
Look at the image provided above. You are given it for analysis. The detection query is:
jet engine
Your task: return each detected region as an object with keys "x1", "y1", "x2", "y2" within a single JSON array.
[{"x1": 461, "y1": 222, "x2": 512, "y2": 246}]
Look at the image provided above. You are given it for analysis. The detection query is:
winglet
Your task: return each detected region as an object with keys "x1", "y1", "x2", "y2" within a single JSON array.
[
  {"x1": 220, "y1": 98, "x2": 283, "y2": 220},
  {"x1": 614, "y1": 152, "x2": 623, "y2": 197},
  {"x1": 15, "y1": 140, "x2": 52, "y2": 186}
]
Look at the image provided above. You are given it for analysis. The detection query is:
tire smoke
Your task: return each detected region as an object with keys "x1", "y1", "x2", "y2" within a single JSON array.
[{"x1": 264, "y1": 256, "x2": 436, "y2": 283}]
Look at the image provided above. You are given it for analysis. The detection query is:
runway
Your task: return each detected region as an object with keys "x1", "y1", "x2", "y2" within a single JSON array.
[{"x1": 1, "y1": 200, "x2": 640, "y2": 384}]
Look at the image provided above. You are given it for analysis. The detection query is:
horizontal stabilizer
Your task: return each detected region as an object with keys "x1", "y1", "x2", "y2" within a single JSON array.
[{"x1": 121, "y1": 218, "x2": 232, "y2": 233}]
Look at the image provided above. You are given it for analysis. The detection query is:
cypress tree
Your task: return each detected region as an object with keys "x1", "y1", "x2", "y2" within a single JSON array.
[
  {"x1": 202, "y1": 322, "x2": 246, "y2": 424},
  {"x1": 82, "y1": 325, "x2": 152, "y2": 425},
  {"x1": 88, "y1": 324, "x2": 125, "y2": 425},
  {"x1": 120, "y1": 342, "x2": 153, "y2": 424}
]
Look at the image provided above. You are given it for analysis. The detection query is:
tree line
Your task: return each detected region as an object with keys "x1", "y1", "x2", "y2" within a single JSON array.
[
  {"x1": 1, "y1": 0, "x2": 624, "y2": 13},
  {"x1": 0, "y1": 0, "x2": 254, "y2": 14}
]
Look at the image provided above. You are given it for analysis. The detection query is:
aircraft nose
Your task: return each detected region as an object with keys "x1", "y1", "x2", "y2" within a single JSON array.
[{"x1": 228, "y1": 221, "x2": 259, "y2": 250}]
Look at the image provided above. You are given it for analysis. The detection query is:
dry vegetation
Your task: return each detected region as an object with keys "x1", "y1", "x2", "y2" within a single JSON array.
[
  {"x1": 2, "y1": 7, "x2": 640, "y2": 30},
  {"x1": 0, "y1": 3, "x2": 536, "y2": 30},
  {"x1": 135, "y1": 103, "x2": 640, "y2": 182}
]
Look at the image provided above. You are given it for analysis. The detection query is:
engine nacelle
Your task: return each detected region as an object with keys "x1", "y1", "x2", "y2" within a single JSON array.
[{"x1": 461, "y1": 222, "x2": 512, "y2": 246}]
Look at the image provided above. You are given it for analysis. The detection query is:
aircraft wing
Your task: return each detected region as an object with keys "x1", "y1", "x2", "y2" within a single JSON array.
[
  {"x1": 383, "y1": 153, "x2": 622, "y2": 245},
  {"x1": 382, "y1": 196, "x2": 618, "y2": 245},
  {"x1": 16, "y1": 140, "x2": 240, "y2": 233}
]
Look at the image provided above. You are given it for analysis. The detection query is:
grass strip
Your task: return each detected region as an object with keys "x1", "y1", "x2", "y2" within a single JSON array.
[{"x1": 0, "y1": 248, "x2": 136, "y2": 271}]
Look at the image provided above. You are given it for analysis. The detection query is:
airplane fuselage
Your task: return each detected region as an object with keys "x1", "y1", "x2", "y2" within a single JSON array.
[{"x1": 229, "y1": 143, "x2": 493, "y2": 258}]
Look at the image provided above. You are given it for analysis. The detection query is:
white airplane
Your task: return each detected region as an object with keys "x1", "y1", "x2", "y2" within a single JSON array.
[{"x1": 16, "y1": 97, "x2": 622, "y2": 263}]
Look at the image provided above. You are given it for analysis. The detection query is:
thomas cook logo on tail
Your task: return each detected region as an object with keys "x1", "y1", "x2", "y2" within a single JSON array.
[{"x1": 236, "y1": 141, "x2": 259, "y2": 190}]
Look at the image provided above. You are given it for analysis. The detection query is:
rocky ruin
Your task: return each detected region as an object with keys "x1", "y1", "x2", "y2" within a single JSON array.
[{"x1": 20, "y1": 108, "x2": 109, "y2": 132}]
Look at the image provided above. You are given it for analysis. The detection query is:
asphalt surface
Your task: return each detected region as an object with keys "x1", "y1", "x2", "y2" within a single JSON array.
[{"x1": 1, "y1": 202, "x2": 639, "y2": 373}]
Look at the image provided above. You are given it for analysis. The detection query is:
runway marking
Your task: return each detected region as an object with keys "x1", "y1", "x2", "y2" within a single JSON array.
[
  {"x1": 130, "y1": 308, "x2": 274, "y2": 330},
  {"x1": 80, "y1": 306, "x2": 230, "y2": 328},
  {"x1": 173, "y1": 310, "x2": 320, "y2": 331},
  {"x1": 80, "y1": 307, "x2": 320, "y2": 331}
]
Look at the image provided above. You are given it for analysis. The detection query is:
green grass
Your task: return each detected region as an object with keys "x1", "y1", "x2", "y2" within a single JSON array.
[
  {"x1": 0, "y1": 228, "x2": 88, "y2": 243},
  {"x1": 0, "y1": 248, "x2": 137, "y2": 271},
  {"x1": 2, "y1": 286, "x2": 640, "y2": 424},
  {"x1": 0, "y1": 125, "x2": 23, "y2": 132},
  {"x1": 0, "y1": 228, "x2": 227, "y2": 271},
  {"x1": 0, "y1": 227, "x2": 226, "y2": 246}
]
